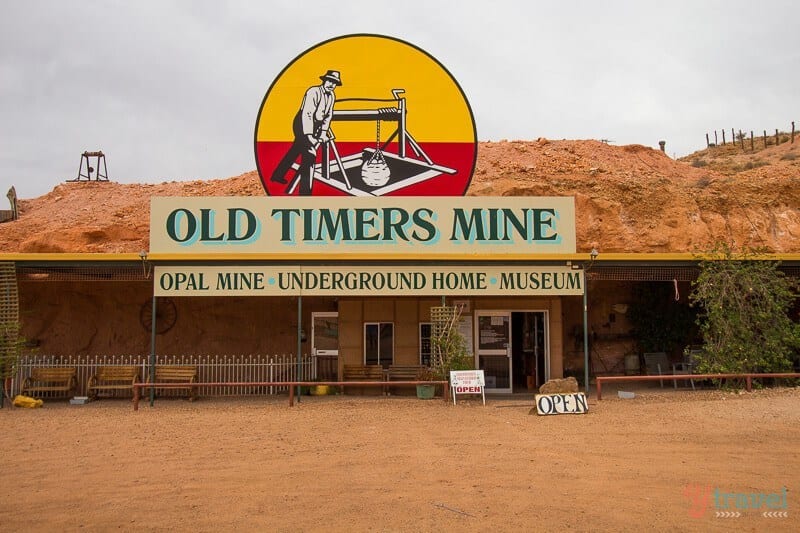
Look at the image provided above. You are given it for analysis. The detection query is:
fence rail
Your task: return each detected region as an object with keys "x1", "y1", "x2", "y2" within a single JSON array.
[
  {"x1": 133, "y1": 380, "x2": 450, "y2": 410},
  {"x1": 595, "y1": 372, "x2": 800, "y2": 400},
  {"x1": 704, "y1": 122, "x2": 795, "y2": 149},
  {"x1": 11, "y1": 354, "x2": 318, "y2": 398}
]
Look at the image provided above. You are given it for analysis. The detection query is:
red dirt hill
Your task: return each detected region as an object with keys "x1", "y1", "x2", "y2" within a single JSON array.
[{"x1": 2, "y1": 139, "x2": 799, "y2": 254}]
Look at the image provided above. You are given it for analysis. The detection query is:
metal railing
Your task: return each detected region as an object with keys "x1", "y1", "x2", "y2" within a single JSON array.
[
  {"x1": 595, "y1": 372, "x2": 800, "y2": 400},
  {"x1": 133, "y1": 380, "x2": 450, "y2": 410},
  {"x1": 12, "y1": 353, "x2": 317, "y2": 398}
]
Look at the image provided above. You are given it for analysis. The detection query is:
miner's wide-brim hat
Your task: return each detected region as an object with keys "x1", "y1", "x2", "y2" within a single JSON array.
[{"x1": 320, "y1": 70, "x2": 342, "y2": 86}]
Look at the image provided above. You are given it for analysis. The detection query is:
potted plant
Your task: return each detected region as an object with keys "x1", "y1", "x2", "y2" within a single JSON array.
[
  {"x1": 415, "y1": 366, "x2": 438, "y2": 399},
  {"x1": 428, "y1": 305, "x2": 474, "y2": 394}
]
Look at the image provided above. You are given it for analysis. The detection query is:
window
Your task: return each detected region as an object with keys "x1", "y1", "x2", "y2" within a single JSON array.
[
  {"x1": 364, "y1": 322, "x2": 394, "y2": 367},
  {"x1": 419, "y1": 322, "x2": 432, "y2": 366}
]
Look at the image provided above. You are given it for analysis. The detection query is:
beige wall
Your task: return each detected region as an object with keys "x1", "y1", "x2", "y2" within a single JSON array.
[
  {"x1": 337, "y1": 296, "x2": 567, "y2": 380},
  {"x1": 337, "y1": 299, "x2": 362, "y2": 372}
]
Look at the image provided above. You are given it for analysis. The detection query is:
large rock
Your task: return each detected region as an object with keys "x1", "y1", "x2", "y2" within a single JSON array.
[{"x1": 538, "y1": 377, "x2": 579, "y2": 395}]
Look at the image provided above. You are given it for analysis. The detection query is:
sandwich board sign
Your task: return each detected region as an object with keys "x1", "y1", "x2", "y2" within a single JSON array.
[{"x1": 450, "y1": 370, "x2": 485, "y2": 405}]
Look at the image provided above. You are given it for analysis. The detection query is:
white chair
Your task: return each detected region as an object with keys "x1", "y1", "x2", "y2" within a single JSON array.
[
  {"x1": 643, "y1": 352, "x2": 671, "y2": 388},
  {"x1": 672, "y1": 349, "x2": 700, "y2": 390}
]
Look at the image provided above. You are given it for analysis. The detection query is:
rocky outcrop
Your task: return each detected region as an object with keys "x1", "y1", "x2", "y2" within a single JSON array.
[{"x1": 538, "y1": 377, "x2": 580, "y2": 394}]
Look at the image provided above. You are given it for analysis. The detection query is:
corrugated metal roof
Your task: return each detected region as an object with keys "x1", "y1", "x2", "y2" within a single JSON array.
[
  {"x1": 588, "y1": 265, "x2": 700, "y2": 281},
  {"x1": 17, "y1": 265, "x2": 150, "y2": 282}
]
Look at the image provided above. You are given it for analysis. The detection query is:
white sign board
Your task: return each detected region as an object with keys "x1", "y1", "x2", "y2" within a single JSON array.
[
  {"x1": 535, "y1": 393, "x2": 589, "y2": 415},
  {"x1": 450, "y1": 370, "x2": 485, "y2": 405},
  {"x1": 153, "y1": 265, "x2": 584, "y2": 297}
]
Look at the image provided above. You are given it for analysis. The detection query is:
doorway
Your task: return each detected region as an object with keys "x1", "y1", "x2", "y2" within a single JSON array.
[
  {"x1": 511, "y1": 312, "x2": 547, "y2": 391},
  {"x1": 311, "y1": 312, "x2": 339, "y2": 380},
  {"x1": 476, "y1": 312, "x2": 511, "y2": 393},
  {"x1": 475, "y1": 310, "x2": 548, "y2": 393}
]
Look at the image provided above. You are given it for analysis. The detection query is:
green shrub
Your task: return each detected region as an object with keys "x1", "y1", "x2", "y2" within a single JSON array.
[{"x1": 689, "y1": 244, "x2": 800, "y2": 375}]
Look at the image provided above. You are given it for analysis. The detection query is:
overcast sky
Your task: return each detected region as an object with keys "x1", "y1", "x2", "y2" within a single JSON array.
[{"x1": 1, "y1": 0, "x2": 798, "y2": 199}]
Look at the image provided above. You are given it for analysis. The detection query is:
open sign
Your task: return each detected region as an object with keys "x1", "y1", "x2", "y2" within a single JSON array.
[
  {"x1": 535, "y1": 393, "x2": 589, "y2": 415},
  {"x1": 450, "y1": 370, "x2": 486, "y2": 405}
]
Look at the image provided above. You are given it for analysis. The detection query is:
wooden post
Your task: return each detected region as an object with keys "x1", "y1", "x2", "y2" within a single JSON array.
[
  {"x1": 776, "y1": 129, "x2": 780, "y2": 146},
  {"x1": 732, "y1": 128, "x2": 735, "y2": 146},
  {"x1": 792, "y1": 121, "x2": 796, "y2": 143},
  {"x1": 722, "y1": 129, "x2": 726, "y2": 145},
  {"x1": 706, "y1": 133, "x2": 710, "y2": 147},
  {"x1": 764, "y1": 130, "x2": 768, "y2": 148},
  {"x1": 739, "y1": 129, "x2": 744, "y2": 149},
  {"x1": 714, "y1": 131, "x2": 718, "y2": 145},
  {"x1": 750, "y1": 131, "x2": 754, "y2": 151}
]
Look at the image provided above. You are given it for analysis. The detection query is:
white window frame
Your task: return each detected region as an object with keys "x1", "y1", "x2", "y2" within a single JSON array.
[{"x1": 311, "y1": 312, "x2": 339, "y2": 356}]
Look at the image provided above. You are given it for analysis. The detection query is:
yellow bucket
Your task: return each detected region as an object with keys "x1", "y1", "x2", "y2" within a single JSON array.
[{"x1": 310, "y1": 385, "x2": 330, "y2": 396}]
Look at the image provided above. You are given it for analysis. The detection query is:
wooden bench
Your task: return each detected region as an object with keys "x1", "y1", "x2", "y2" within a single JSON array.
[
  {"x1": 21, "y1": 367, "x2": 78, "y2": 398},
  {"x1": 87, "y1": 365, "x2": 140, "y2": 400},
  {"x1": 385, "y1": 365, "x2": 426, "y2": 395},
  {"x1": 145, "y1": 365, "x2": 199, "y2": 401},
  {"x1": 342, "y1": 364, "x2": 385, "y2": 395}
]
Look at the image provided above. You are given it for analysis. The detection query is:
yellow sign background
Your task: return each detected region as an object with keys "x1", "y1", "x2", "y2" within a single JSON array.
[{"x1": 256, "y1": 35, "x2": 475, "y2": 143}]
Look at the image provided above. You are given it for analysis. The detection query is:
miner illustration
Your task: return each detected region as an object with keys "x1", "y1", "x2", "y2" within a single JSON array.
[{"x1": 270, "y1": 69, "x2": 342, "y2": 195}]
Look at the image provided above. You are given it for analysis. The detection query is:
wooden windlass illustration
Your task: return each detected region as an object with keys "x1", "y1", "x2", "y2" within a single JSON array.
[{"x1": 287, "y1": 89, "x2": 457, "y2": 196}]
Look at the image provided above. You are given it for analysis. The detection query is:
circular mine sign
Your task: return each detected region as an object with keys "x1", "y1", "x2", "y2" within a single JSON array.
[{"x1": 254, "y1": 34, "x2": 477, "y2": 197}]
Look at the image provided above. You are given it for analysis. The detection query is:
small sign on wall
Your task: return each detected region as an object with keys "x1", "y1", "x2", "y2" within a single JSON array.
[
  {"x1": 535, "y1": 393, "x2": 589, "y2": 415},
  {"x1": 453, "y1": 300, "x2": 470, "y2": 313},
  {"x1": 450, "y1": 370, "x2": 485, "y2": 405}
]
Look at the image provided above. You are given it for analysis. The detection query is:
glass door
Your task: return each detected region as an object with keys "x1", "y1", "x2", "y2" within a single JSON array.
[
  {"x1": 476, "y1": 311, "x2": 512, "y2": 393},
  {"x1": 312, "y1": 312, "x2": 338, "y2": 380}
]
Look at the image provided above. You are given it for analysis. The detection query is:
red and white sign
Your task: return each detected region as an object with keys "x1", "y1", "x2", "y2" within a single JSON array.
[{"x1": 450, "y1": 370, "x2": 485, "y2": 405}]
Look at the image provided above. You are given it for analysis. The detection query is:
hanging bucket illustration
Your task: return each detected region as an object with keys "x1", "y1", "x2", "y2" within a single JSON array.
[{"x1": 361, "y1": 149, "x2": 391, "y2": 187}]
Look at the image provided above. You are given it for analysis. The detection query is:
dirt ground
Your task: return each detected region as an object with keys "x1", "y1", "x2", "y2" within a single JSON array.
[{"x1": 1, "y1": 386, "x2": 798, "y2": 532}]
